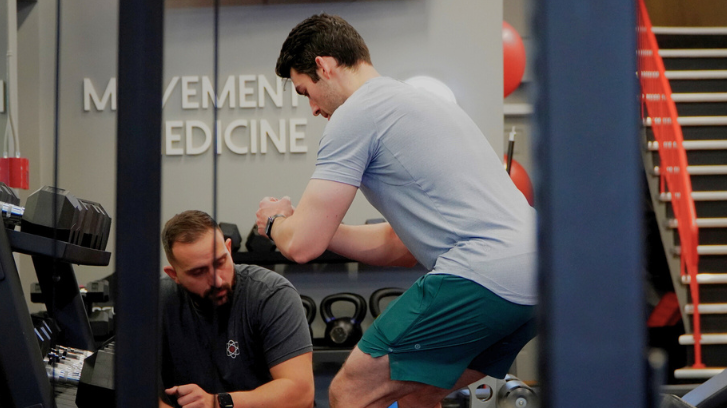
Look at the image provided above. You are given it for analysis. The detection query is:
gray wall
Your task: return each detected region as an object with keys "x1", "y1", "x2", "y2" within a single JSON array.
[{"x1": 159, "y1": 1, "x2": 503, "y2": 234}]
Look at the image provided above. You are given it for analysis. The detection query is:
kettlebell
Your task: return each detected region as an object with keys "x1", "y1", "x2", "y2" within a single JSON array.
[
  {"x1": 320, "y1": 293, "x2": 367, "y2": 348},
  {"x1": 369, "y1": 287, "x2": 405, "y2": 318},
  {"x1": 300, "y1": 295, "x2": 316, "y2": 339}
]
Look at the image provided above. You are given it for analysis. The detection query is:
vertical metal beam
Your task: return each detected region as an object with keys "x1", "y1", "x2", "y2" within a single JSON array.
[
  {"x1": 533, "y1": 1, "x2": 646, "y2": 407},
  {"x1": 0, "y1": 226, "x2": 53, "y2": 408},
  {"x1": 115, "y1": 1, "x2": 163, "y2": 407}
]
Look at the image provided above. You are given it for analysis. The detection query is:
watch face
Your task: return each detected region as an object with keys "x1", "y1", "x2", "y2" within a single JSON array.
[{"x1": 218, "y1": 393, "x2": 234, "y2": 408}]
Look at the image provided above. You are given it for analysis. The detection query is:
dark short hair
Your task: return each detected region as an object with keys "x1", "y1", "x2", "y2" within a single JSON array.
[
  {"x1": 276, "y1": 13, "x2": 371, "y2": 82},
  {"x1": 162, "y1": 210, "x2": 219, "y2": 263}
]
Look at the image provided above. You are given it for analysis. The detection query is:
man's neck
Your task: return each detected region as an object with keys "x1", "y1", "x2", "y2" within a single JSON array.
[{"x1": 339, "y1": 63, "x2": 380, "y2": 98}]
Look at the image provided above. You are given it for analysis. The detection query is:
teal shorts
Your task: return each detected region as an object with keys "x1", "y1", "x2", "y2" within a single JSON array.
[{"x1": 358, "y1": 273, "x2": 536, "y2": 390}]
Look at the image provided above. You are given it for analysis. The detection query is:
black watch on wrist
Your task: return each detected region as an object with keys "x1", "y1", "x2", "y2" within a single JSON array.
[
  {"x1": 265, "y1": 214, "x2": 286, "y2": 242},
  {"x1": 217, "y1": 393, "x2": 234, "y2": 408}
]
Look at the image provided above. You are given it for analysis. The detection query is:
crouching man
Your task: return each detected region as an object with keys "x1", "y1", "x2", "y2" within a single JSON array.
[{"x1": 159, "y1": 210, "x2": 314, "y2": 408}]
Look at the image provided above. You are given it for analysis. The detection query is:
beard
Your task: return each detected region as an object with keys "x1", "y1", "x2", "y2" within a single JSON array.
[
  {"x1": 205, "y1": 283, "x2": 232, "y2": 305},
  {"x1": 187, "y1": 282, "x2": 233, "y2": 314}
]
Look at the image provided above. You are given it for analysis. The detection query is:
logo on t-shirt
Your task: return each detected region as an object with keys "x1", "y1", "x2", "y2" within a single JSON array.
[{"x1": 226, "y1": 339, "x2": 240, "y2": 359}]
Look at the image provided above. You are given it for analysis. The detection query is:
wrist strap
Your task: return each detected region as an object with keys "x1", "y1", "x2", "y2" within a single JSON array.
[{"x1": 266, "y1": 214, "x2": 286, "y2": 242}]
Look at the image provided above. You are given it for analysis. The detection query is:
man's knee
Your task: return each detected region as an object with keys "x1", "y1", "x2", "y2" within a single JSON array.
[
  {"x1": 329, "y1": 357, "x2": 373, "y2": 408},
  {"x1": 329, "y1": 348, "x2": 402, "y2": 408}
]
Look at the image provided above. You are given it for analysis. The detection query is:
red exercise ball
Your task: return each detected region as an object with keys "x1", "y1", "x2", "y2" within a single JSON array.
[
  {"x1": 504, "y1": 155, "x2": 534, "y2": 206},
  {"x1": 503, "y1": 21, "x2": 526, "y2": 98}
]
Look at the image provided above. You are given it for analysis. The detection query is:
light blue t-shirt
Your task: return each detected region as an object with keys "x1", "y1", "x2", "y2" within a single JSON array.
[{"x1": 312, "y1": 77, "x2": 537, "y2": 305}]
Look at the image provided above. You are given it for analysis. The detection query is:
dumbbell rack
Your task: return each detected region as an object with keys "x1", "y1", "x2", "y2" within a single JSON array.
[{"x1": 0, "y1": 225, "x2": 111, "y2": 408}]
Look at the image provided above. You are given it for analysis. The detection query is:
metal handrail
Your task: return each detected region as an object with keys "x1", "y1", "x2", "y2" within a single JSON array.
[{"x1": 637, "y1": 0, "x2": 703, "y2": 368}]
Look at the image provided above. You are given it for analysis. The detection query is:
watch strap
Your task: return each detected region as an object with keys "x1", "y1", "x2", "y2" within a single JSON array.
[{"x1": 265, "y1": 214, "x2": 286, "y2": 241}]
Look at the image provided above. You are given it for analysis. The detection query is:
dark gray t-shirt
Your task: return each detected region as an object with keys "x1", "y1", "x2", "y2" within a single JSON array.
[{"x1": 160, "y1": 264, "x2": 312, "y2": 393}]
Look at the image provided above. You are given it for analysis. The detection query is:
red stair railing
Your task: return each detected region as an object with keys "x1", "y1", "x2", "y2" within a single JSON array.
[{"x1": 637, "y1": 0, "x2": 703, "y2": 368}]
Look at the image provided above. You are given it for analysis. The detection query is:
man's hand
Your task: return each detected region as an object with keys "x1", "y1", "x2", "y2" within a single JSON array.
[
  {"x1": 256, "y1": 196, "x2": 295, "y2": 237},
  {"x1": 165, "y1": 384, "x2": 216, "y2": 408}
]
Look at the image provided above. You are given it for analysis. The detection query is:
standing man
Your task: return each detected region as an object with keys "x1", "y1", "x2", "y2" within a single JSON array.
[
  {"x1": 257, "y1": 13, "x2": 537, "y2": 408},
  {"x1": 160, "y1": 210, "x2": 314, "y2": 408}
]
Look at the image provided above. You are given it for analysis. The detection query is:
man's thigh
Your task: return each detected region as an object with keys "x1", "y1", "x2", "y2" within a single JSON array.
[{"x1": 358, "y1": 274, "x2": 535, "y2": 389}]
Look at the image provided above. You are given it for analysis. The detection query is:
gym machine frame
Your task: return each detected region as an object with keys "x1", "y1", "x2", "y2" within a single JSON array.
[{"x1": 0, "y1": 224, "x2": 110, "y2": 407}]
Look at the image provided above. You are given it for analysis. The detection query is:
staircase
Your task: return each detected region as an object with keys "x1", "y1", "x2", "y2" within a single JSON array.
[{"x1": 643, "y1": 26, "x2": 727, "y2": 380}]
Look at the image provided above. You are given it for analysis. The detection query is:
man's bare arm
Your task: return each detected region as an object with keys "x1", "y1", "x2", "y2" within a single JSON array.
[
  {"x1": 165, "y1": 353, "x2": 313, "y2": 408},
  {"x1": 227, "y1": 352, "x2": 314, "y2": 408},
  {"x1": 328, "y1": 223, "x2": 417, "y2": 267},
  {"x1": 257, "y1": 179, "x2": 357, "y2": 264}
]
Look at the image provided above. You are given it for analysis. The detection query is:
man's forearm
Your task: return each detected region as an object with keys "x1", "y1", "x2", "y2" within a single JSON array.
[
  {"x1": 269, "y1": 215, "x2": 331, "y2": 264},
  {"x1": 257, "y1": 180, "x2": 359, "y2": 264},
  {"x1": 328, "y1": 223, "x2": 417, "y2": 267},
  {"x1": 227, "y1": 378, "x2": 314, "y2": 408}
]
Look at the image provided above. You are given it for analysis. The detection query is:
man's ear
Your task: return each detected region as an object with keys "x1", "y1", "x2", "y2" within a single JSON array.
[
  {"x1": 163, "y1": 265, "x2": 180, "y2": 283},
  {"x1": 225, "y1": 237, "x2": 232, "y2": 253},
  {"x1": 315, "y1": 56, "x2": 336, "y2": 79}
]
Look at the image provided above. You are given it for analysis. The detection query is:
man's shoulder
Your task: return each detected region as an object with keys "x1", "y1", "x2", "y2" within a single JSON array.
[
  {"x1": 160, "y1": 274, "x2": 177, "y2": 293},
  {"x1": 331, "y1": 77, "x2": 405, "y2": 124},
  {"x1": 345, "y1": 77, "x2": 400, "y2": 107},
  {"x1": 159, "y1": 274, "x2": 183, "y2": 307},
  {"x1": 234, "y1": 264, "x2": 294, "y2": 292}
]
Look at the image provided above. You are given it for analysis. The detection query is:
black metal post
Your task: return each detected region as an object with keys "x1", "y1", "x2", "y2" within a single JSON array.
[
  {"x1": 115, "y1": 0, "x2": 164, "y2": 407},
  {"x1": 0, "y1": 226, "x2": 54, "y2": 408},
  {"x1": 533, "y1": 1, "x2": 646, "y2": 407}
]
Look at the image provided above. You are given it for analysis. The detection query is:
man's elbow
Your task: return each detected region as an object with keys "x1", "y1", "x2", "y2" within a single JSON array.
[
  {"x1": 297, "y1": 398, "x2": 315, "y2": 408},
  {"x1": 391, "y1": 252, "x2": 418, "y2": 268},
  {"x1": 292, "y1": 379, "x2": 315, "y2": 408},
  {"x1": 286, "y1": 239, "x2": 326, "y2": 264},
  {"x1": 402, "y1": 256, "x2": 418, "y2": 268},
  {"x1": 300, "y1": 394, "x2": 315, "y2": 408}
]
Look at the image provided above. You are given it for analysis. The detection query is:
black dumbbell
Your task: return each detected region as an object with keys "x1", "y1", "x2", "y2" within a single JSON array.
[
  {"x1": 0, "y1": 181, "x2": 22, "y2": 229},
  {"x1": 78, "y1": 199, "x2": 112, "y2": 251},
  {"x1": 369, "y1": 287, "x2": 405, "y2": 318},
  {"x1": 0, "y1": 181, "x2": 20, "y2": 205},
  {"x1": 321, "y1": 293, "x2": 367, "y2": 348},
  {"x1": 21, "y1": 186, "x2": 111, "y2": 250},
  {"x1": 219, "y1": 222, "x2": 242, "y2": 252},
  {"x1": 300, "y1": 295, "x2": 316, "y2": 339},
  {"x1": 89, "y1": 309, "x2": 114, "y2": 339},
  {"x1": 85, "y1": 280, "x2": 110, "y2": 304},
  {"x1": 245, "y1": 224, "x2": 275, "y2": 252}
]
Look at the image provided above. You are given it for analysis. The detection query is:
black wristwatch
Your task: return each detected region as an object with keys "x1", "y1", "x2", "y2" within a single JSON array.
[
  {"x1": 217, "y1": 392, "x2": 234, "y2": 408},
  {"x1": 265, "y1": 214, "x2": 286, "y2": 242}
]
